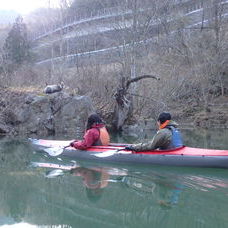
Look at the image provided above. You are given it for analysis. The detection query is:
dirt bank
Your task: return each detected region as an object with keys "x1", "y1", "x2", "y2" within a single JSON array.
[
  {"x1": 172, "y1": 96, "x2": 228, "y2": 129},
  {"x1": 0, "y1": 87, "x2": 227, "y2": 136}
]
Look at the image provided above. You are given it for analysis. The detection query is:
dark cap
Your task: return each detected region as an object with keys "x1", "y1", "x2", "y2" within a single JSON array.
[
  {"x1": 87, "y1": 113, "x2": 103, "y2": 129},
  {"x1": 157, "y1": 112, "x2": 171, "y2": 124}
]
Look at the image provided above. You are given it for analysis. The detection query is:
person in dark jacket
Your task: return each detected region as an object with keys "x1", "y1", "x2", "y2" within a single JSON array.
[
  {"x1": 125, "y1": 112, "x2": 183, "y2": 152},
  {"x1": 70, "y1": 114, "x2": 110, "y2": 150}
]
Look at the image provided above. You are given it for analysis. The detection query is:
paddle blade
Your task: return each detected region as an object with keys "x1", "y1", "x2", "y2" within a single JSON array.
[
  {"x1": 43, "y1": 147, "x2": 63, "y2": 156},
  {"x1": 46, "y1": 169, "x2": 64, "y2": 178},
  {"x1": 94, "y1": 150, "x2": 131, "y2": 158},
  {"x1": 94, "y1": 151, "x2": 116, "y2": 158}
]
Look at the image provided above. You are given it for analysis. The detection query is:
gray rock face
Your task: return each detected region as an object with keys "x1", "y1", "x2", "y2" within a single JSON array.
[{"x1": 0, "y1": 92, "x2": 95, "y2": 137}]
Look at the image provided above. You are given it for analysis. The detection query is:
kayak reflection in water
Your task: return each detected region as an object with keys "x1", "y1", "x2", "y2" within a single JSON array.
[
  {"x1": 34, "y1": 161, "x2": 128, "y2": 202},
  {"x1": 121, "y1": 172, "x2": 184, "y2": 208},
  {"x1": 36, "y1": 161, "x2": 184, "y2": 206},
  {"x1": 158, "y1": 183, "x2": 184, "y2": 207},
  {"x1": 70, "y1": 166, "x2": 184, "y2": 206},
  {"x1": 70, "y1": 167, "x2": 127, "y2": 202}
]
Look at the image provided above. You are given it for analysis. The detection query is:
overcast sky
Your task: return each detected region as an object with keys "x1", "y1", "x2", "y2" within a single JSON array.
[{"x1": 0, "y1": 0, "x2": 59, "y2": 14}]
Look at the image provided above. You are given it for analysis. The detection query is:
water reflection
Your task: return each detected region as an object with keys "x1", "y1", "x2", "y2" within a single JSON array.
[
  {"x1": 2, "y1": 158, "x2": 228, "y2": 227},
  {"x1": 34, "y1": 162, "x2": 128, "y2": 203},
  {"x1": 0, "y1": 133, "x2": 228, "y2": 228},
  {"x1": 30, "y1": 159, "x2": 228, "y2": 208},
  {"x1": 182, "y1": 174, "x2": 228, "y2": 192},
  {"x1": 70, "y1": 166, "x2": 127, "y2": 202},
  {"x1": 72, "y1": 167, "x2": 108, "y2": 202},
  {"x1": 120, "y1": 173, "x2": 184, "y2": 209},
  {"x1": 33, "y1": 161, "x2": 186, "y2": 208}
]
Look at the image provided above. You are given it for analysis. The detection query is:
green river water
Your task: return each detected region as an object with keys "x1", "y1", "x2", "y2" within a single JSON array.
[{"x1": 0, "y1": 128, "x2": 228, "y2": 228}]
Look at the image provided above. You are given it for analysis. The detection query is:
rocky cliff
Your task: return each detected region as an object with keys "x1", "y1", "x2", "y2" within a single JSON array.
[{"x1": 0, "y1": 88, "x2": 95, "y2": 137}]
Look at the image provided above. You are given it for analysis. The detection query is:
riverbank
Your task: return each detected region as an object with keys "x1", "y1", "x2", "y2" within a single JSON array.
[
  {"x1": 0, "y1": 86, "x2": 227, "y2": 136},
  {"x1": 173, "y1": 95, "x2": 228, "y2": 129},
  {"x1": 0, "y1": 86, "x2": 95, "y2": 136}
]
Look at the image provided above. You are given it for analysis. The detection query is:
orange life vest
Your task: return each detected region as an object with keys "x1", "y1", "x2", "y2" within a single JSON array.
[{"x1": 94, "y1": 127, "x2": 110, "y2": 146}]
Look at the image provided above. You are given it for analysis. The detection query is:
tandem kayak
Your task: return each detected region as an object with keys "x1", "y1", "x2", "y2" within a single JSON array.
[{"x1": 30, "y1": 139, "x2": 228, "y2": 169}]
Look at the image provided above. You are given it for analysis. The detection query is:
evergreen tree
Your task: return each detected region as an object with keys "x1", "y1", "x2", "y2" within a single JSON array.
[{"x1": 3, "y1": 16, "x2": 30, "y2": 67}]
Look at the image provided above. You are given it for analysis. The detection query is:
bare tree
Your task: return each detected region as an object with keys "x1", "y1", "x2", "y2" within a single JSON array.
[
  {"x1": 113, "y1": 74, "x2": 159, "y2": 130},
  {"x1": 106, "y1": 0, "x2": 173, "y2": 130}
]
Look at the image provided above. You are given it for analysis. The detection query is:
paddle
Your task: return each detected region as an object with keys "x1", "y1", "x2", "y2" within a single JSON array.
[
  {"x1": 94, "y1": 148, "x2": 131, "y2": 158},
  {"x1": 30, "y1": 161, "x2": 79, "y2": 178},
  {"x1": 31, "y1": 161, "x2": 78, "y2": 170},
  {"x1": 43, "y1": 143, "x2": 130, "y2": 157},
  {"x1": 43, "y1": 143, "x2": 132, "y2": 157},
  {"x1": 44, "y1": 144, "x2": 71, "y2": 156}
]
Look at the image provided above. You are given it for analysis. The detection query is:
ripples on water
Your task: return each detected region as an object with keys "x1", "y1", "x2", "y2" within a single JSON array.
[{"x1": 0, "y1": 128, "x2": 228, "y2": 227}]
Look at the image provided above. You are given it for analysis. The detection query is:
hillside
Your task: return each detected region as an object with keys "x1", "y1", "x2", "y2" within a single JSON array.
[{"x1": 0, "y1": 0, "x2": 227, "y2": 131}]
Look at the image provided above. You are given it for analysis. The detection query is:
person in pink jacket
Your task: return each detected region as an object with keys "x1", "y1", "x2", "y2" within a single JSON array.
[{"x1": 70, "y1": 114, "x2": 110, "y2": 150}]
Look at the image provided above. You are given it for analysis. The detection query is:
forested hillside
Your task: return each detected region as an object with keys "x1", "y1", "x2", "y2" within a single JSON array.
[{"x1": 0, "y1": 0, "x2": 227, "y2": 131}]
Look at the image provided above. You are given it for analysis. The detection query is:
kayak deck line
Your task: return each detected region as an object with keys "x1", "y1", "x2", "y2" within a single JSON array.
[{"x1": 72, "y1": 146, "x2": 228, "y2": 157}]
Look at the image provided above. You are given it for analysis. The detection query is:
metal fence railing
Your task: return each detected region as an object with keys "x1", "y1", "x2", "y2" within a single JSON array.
[
  {"x1": 31, "y1": 0, "x2": 211, "y2": 41},
  {"x1": 31, "y1": 6, "x2": 129, "y2": 41},
  {"x1": 33, "y1": 0, "x2": 228, "y2": 66}
]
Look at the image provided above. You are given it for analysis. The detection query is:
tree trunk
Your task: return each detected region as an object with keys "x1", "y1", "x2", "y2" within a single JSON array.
[{"x1": 112, "y1": 75, "x2": 159, "y2": 131}]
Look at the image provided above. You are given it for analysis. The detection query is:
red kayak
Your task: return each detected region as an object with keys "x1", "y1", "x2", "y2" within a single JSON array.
[{"x1": 30, "y1": 139, "x2": 228, "y2": 169}]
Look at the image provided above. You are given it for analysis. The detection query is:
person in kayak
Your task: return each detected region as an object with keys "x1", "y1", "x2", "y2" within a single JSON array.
[
  {"x1": 125, "y1": 112, "x2": 183, "y2": 152},
  {"x1": 70, "y1": 113, "x2": 110, "y2": 150}
]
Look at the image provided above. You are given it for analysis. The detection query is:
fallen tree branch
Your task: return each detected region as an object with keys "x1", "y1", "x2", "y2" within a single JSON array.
[{"x1": 126, "y1": 74, "x2": 160, "y2": 89}]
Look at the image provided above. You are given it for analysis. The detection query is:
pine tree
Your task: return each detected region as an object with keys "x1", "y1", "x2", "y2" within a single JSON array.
[{"x1": 3, "y1": 16, "x2": 30, "y2": 67}]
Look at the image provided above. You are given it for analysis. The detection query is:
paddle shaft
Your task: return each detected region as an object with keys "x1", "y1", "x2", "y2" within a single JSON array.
[
  {"x1": 32, "y1": 162, "x2": 78, "y2": 170},
  {"x1": 63, "y1": 145, "x2": 71, "y2": 149},
  {"x1": 94, "y1": 148, "x2": 131, "y2": 158},
  {"x1": 44, "y1": 144, "x2": 127, "y2": 157},
  {"x1": 68, "y1": 145, "x2": 127, "y2": 151}
]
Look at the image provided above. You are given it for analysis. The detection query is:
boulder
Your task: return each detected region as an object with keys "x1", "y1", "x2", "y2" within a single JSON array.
[{"x1": 4, "y1": 92, "x2": 95, "y2": 137}]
